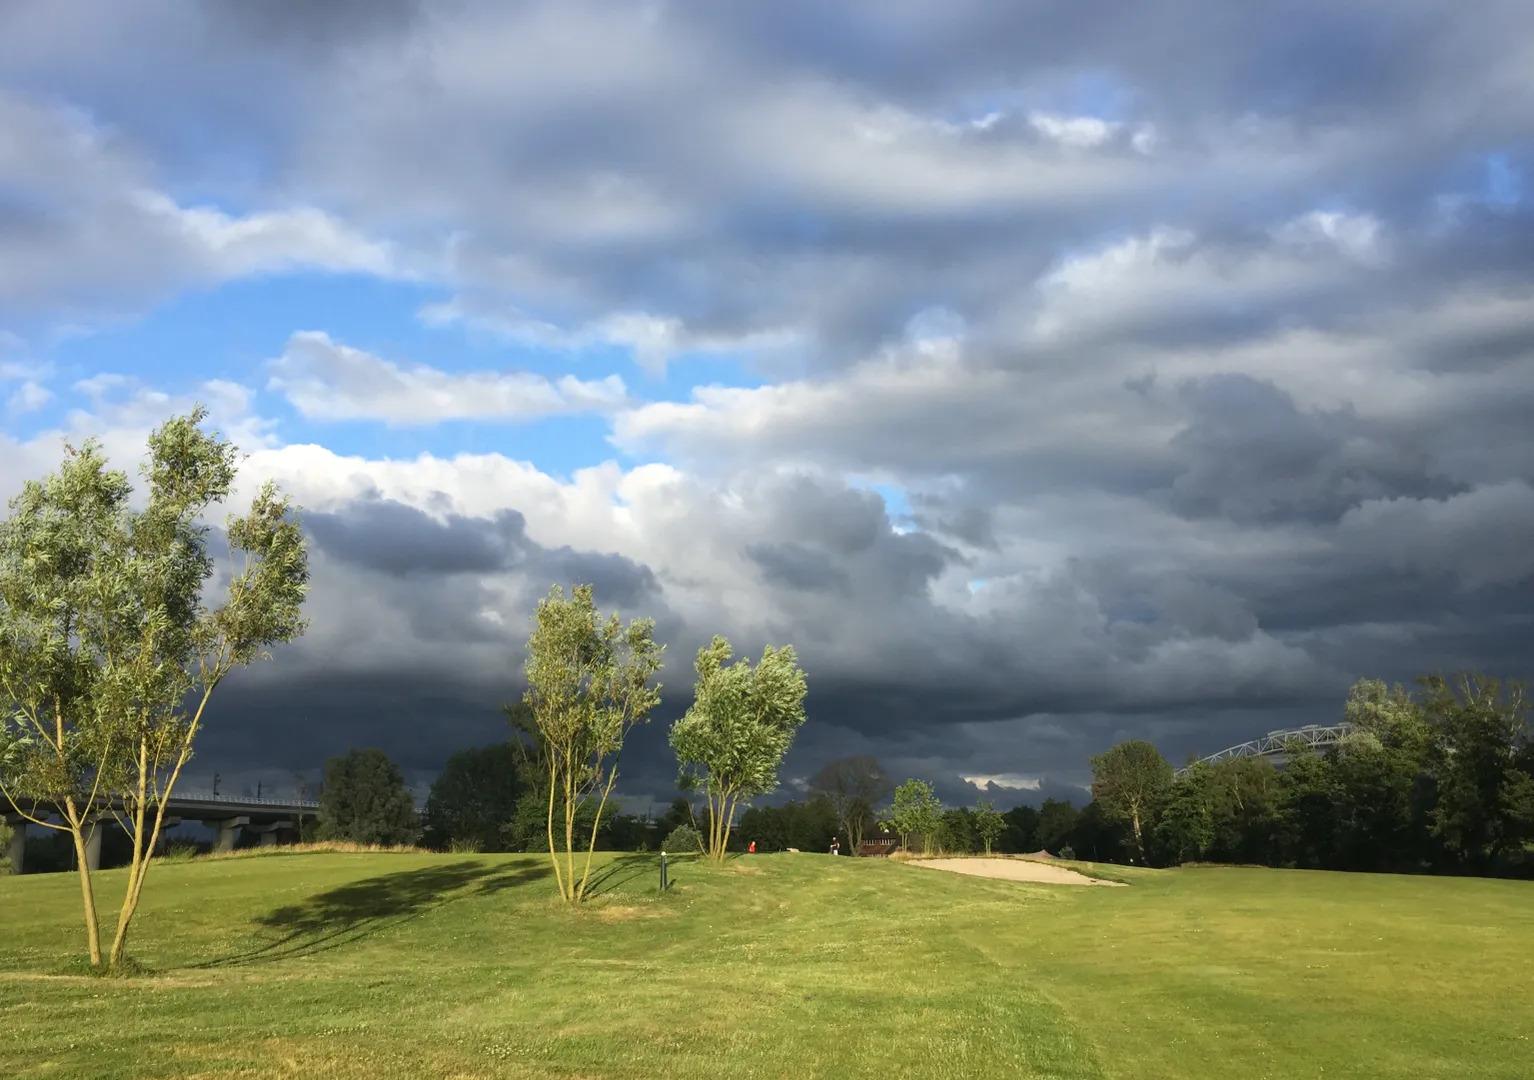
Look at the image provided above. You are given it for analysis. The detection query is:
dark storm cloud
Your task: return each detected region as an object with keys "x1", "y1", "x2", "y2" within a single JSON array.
[
  {"x1": 542, "y1": 547, "x2": 660, "y2": 610},
  {"x1": 747, "y1": 542, "x2": 852, "y2": 594},
  {"x1": 305, "y1": 495, "x2": 660, "y2": 604},
  {"x1": 209, "y1": 0, "x2": 423, "y2": 50},
  {"x1": 307, "y1": 497, "x2": 519, "y2": 574},
  {"x1": 1164, "y1": 374, "x2": 1462, "y2": 524}
]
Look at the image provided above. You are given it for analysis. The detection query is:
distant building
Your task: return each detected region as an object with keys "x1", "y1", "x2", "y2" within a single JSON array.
[{"x1": 858, "y1": 830, "x2": 899, "y2": 857}]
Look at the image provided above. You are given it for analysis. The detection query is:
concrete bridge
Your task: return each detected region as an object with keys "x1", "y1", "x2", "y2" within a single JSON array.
[
  {"x1": 4, "y1": 790, "x2": 319, "y2": 875},
  {"x1": 1174, "y1": 722, "x2": 1356, "y2": 778}
]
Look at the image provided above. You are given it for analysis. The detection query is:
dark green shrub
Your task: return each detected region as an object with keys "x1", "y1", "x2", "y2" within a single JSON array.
[{"x1": 663, "y1": 823, "x2": 703, "y2": 854}]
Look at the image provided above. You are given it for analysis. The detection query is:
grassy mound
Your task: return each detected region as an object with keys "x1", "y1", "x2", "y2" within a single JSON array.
[{"x1": 0, "y1": 852, "x2": 1528, "y2": 1078}]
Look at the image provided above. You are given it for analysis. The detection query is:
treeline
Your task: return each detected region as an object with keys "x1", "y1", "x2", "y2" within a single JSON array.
[
  {"x1": 1094, "y1": 675, "x2": 1534, "y2": 876},
  {"x1": 411, "y1": 749, "x2": 1108, "y2": 861},
  {"x1": 400, "y1": 672, "x2": 1534, "y2": 879},
  {"x1": 314, "y1": 743, "x2": 703, "y2": 855}
]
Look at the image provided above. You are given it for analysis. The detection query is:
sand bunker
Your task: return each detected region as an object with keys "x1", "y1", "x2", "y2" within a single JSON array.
[{"x1": 910, "y1": 857, "x2": 1126, "y2": 886}]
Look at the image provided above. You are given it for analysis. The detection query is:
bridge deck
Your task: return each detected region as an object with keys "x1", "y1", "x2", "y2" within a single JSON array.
[
  {"x1": 4, "y1": 791, "x2": 320, "y2": 875},
  {"x1": 1175, "y1": 722, "x2": 1354, "y2": 777}
]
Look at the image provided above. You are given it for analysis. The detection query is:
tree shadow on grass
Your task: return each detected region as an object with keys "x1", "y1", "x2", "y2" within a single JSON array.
[
  {"x1": 579, "y1": 851, "x2": 716, "y2": 897},
  {"x1": 196, "y1": 860, "x2": 549, "y2": 969},
  {"x1": 580, "y1": 852, "x2": 661, "y2": 898}
]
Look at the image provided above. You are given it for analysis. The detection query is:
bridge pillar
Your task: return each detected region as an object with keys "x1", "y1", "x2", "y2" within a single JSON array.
[
  {"x1": 5, "y1": 818, "x2": 25, "y2": 875},
  {"x1": 250, "y1": 821, "x2": 293, "y2": 848},
  {"x1": 206, "y1": 816, "x2": 250, "y2": 853},
  {"x1": 84, "y1": 820, "x2": 104, "y2": 871}
]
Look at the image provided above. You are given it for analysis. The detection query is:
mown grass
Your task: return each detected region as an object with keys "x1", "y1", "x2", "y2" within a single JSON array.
[{"x1": 0, "y1": 851, "x2": 1528, "y2": 1078}]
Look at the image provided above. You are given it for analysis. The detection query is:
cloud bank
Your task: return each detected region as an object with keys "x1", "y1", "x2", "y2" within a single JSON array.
[{"x1": 1, "y1": 2, "x2": 1531, "y2": 805}]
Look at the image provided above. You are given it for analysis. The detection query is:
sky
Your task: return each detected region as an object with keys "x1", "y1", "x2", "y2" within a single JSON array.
[{"x1": 2, "y1": 1, "x2": 1532, "y2": 809}]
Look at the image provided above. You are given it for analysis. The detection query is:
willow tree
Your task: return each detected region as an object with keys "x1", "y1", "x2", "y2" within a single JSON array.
[
  {"x1": 669, "y1": 636, "x2": 808, "y2": 861},
  {"x1": 0, "y1": 411, "x2": 308, "y2": 970},
  {"x1": 883, "y1": 778, "x2": 942, "y2": 854},
  {"x1": 522, "y1": 585, "x2": 662, "y2": 902},
  {"x1": 974, "y1": 799, "x2": 1005, "y2": 856}
]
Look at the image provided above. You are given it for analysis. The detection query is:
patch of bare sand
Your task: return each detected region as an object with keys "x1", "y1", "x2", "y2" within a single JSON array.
[
  {"x1": 590, "y1": 903, "x2": 669, "y2": 921},
  {"x1": 910, "y1": 857, "x2": 1126, "y2": 886}
]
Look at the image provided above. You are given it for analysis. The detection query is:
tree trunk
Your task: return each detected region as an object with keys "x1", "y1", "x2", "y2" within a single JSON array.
[
  {"x1": 707, "y1": 793, "x2": 718, "y2": 858},
  {"x1": 844, "y1": 812, "x2": 865, "y2": 856},
  {"x1": 545, "y1": 756, "x2": 567, "y2": 902},
  {"x1": 563, "y1": 769, "x2": 577, "y2": 903},
  {"x1": 718, "y1": 793, "x2": 738, "y2": 860},
  {"x1": 706, "y1": 792, "x2": 717, "y2": 859},
  {"x1": 1131, "y1": 805, "x2": 1146, "y2": 864},
  {"x1": 64, "y1": 803, "x2": 102, "y2": 969},
  {"x1": 710, "y1": 794, "x2": 721, "y2": 859},
  {"x1": 109, "y1": 743, "x2": 151, "y2": 969},
  {"x1": 574, "y1": 768, "x2": 618, "y2": 902},
  {"x1": 109, "y1": 687, "x2": 219, "y2": 968}
]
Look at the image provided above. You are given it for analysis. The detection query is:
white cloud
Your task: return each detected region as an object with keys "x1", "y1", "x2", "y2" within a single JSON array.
[
  {"x1": 145, "y1": 194, "x2": 404, "y2": 280},
  {"x1": 6, "y1": 380, "x2": 52, "y2": 414},
  {"x1": 1028, "y1": 111, "x2": 1120, "y2": 148},
  {"x1": 267, "y1": 330, "x2": 630, "y2": 424},
  {"x1": 419, "y1": 299, "x2": 797, "y2": 374},
  {"x1": 0, "y1": 356, "x2": 51, "y2": 382},
  {"x1": 962, "y1": 773, "x2": 1042, "y2": 791},
  {"x1": 0, "y1": 91, "x2": 408, "y2": 324},
  {"x1": 1272, "y1": 210, "x2": 1386, "y2": 264}
]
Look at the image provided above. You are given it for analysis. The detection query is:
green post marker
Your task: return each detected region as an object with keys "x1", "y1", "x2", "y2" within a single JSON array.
[{"x1": 660, "y1": 850, "x2": 669, "y2": 892}]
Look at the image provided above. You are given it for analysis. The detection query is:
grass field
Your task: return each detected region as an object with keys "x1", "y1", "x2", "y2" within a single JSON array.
[{"x1": 1, "y1": 851, "x2": 1529, "y2": 1079}]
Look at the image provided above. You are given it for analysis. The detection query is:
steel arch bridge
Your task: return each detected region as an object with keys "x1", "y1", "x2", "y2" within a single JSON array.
[{"x1": 1174, "y1": 722, "x2": 1355, "y2": 777}]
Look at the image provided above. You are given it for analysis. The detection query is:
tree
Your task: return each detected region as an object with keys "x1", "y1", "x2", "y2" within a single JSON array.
[
  {"x1": 1422, "y1": 674, "x2": 1532, "y2": 870},
  {"x1": 1207, "y1": 757, "x2": 1283, "y2": 865},
  {"x1": 657, "y1": 796, "x2": 700, "y2": 838},
  {"x1": 1346, "y1": 678, "x2": 1431, "y2": 750},
  {"x1": 1277, "y1": 752, "x2": 1340, "y2": 868},
  {"x1": 1328, "y1": 736, "x2": 1424, "y2": 871},
  {"x1": 602, "y1": 812, "x2": 655, "y2": 851},
  {"x1": 670, "y1": 636, "x2": 809, "y2": 861},
  {"x1": 1155, "y1": 764, "x2": 1214, "y2": 864},
  {"x1": 882, "y1": 778, "x2": 942, "y2": 854},
  {"x1": 1090, "y1": 740, "x2": 1172, "y2": 864},
  {"x1": 1068, "y1": 800, "x2": 1125, "y2": 862},
  {"x1": 808, "y1": 755, "x2": 890, "y2": 856},
  {"x1": 974, "y1": 800, "x2": 1004, "y2": 855},
  {"x1": 937, "y1": 807, "x2": 978, "y2": 854},
  {"x1": 663, "y1": 822, "x2": 704, "y2": 854},
  {"x1": 423, "y1": 743, "x2": 525, "y2": 851},
  {"x1": 0, "y1": 411, "x2": 308, "y2": 970},
  {"x1": 523, "y1": 585, "x2": 663, "y2": 902},
  {"x1": 499, "y1": 699, "x2": 592, "y2": 853},
  {"x1": 1000, "y1": 804, "x2": 1040, "y2": 853},
  {"x1": 1037, "y1": 798, "x2": 1078, "y2": 853},
  {"x1": 504, "y1": 781, "x2": 603, "y2": 853},
  {"x1": 318, "y1": 749, "x2": 420, "y2": 845}
]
